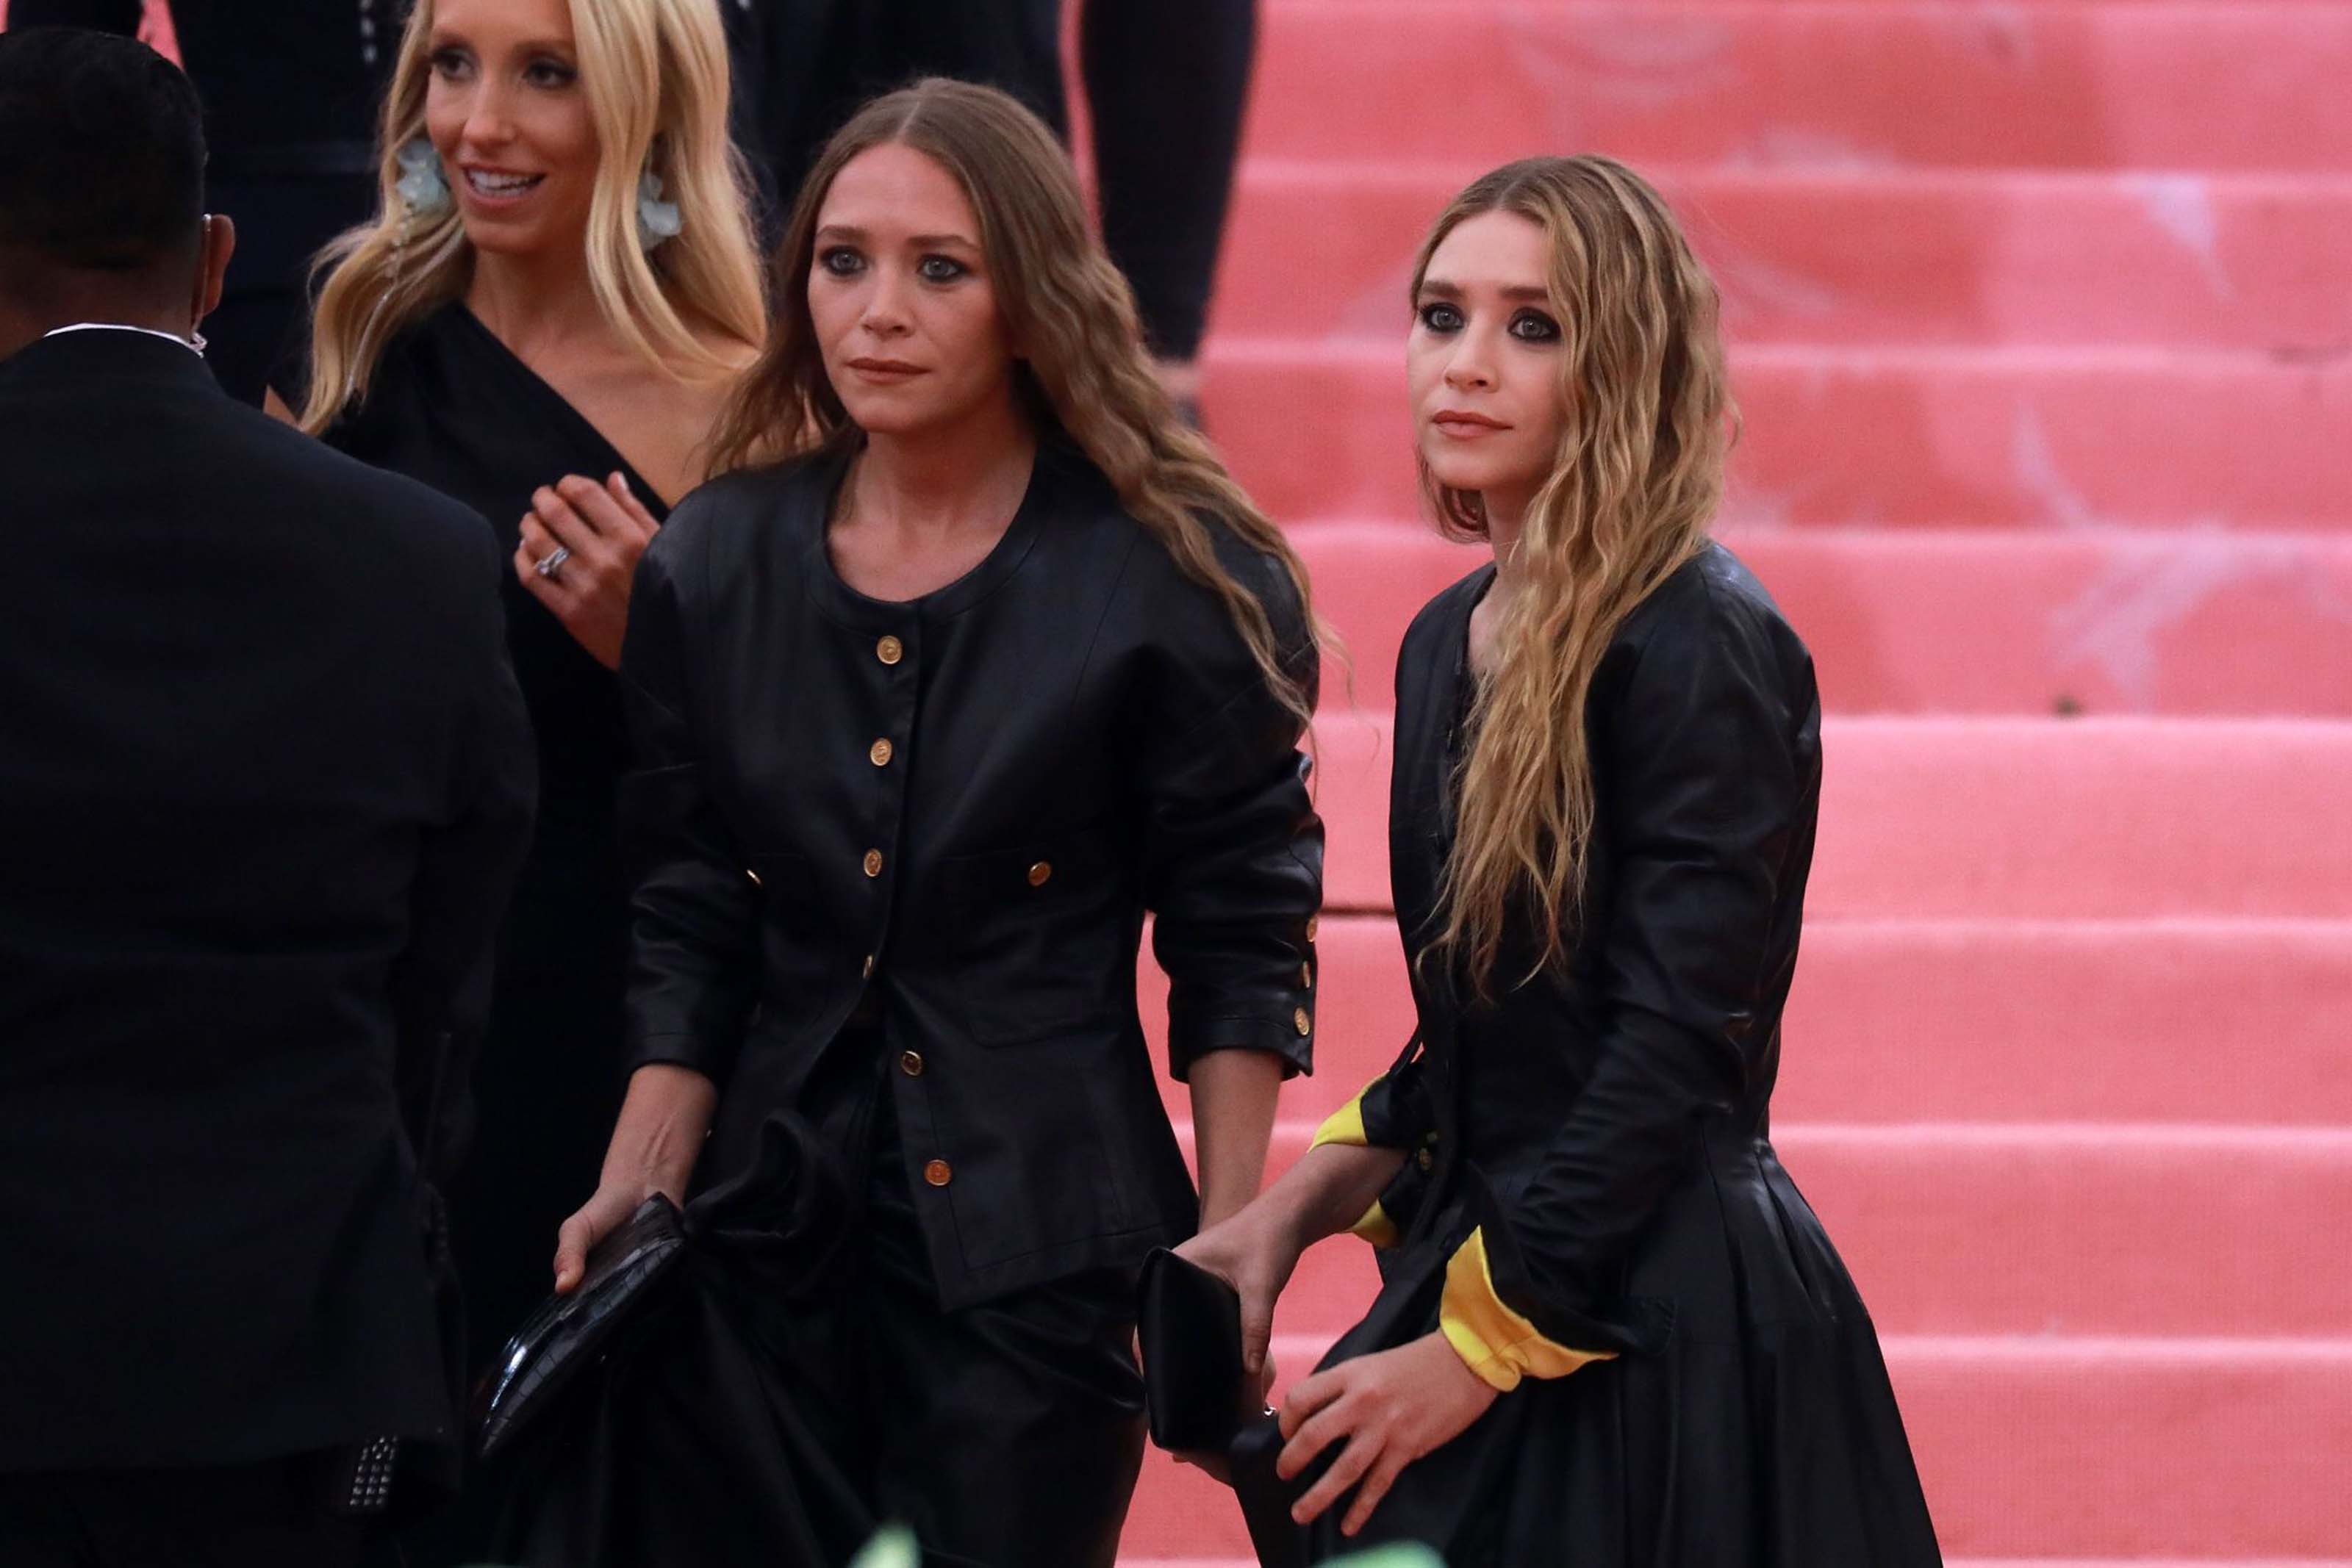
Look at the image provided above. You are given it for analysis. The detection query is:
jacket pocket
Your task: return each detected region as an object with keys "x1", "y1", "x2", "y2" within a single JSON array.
[{"x1": 933, "y1": 827, "x2": 1129, "y2": 1046}]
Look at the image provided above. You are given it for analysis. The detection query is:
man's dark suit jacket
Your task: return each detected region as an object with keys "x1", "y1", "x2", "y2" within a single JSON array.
[{"x1": 0, "y1": 329, "x2": 536, "y2": 1471}]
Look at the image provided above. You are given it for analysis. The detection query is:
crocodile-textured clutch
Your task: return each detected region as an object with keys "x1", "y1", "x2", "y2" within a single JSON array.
[{"x1": 470, "y1": 1193, "x2": 688, "y2": 1463}]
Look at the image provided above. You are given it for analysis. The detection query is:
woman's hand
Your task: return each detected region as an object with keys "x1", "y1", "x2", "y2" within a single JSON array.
[
  {"x1": 514, "y1": 471, "x2": 662, "y2": 670},
  {"x1": 1175, "y1": 1201, "x2": 1304, "y2": 1401},
  {"x1": 551, "y1": 1177, "x2": 662, "y2": 1295},
  {"x1": 1277, "y1": 1331, "x2": 1500, "y2": 1537},
  {"x1": 553, "y1": 1062, "x2": 716, "y2": 1292}
]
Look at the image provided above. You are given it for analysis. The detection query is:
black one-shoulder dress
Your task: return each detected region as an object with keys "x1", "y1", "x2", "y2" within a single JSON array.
[
  {"x1": 1302, "y1": 544, "x2": 1943, "y2": 1565},
  {"x1": 280, "y1": 301, "x2": 660, "y2": 1389}
]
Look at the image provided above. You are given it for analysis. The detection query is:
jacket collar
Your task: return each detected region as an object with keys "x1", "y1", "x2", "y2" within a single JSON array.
[{"x1": 0, "y1": 326, "x2": 223, "y2": 398}]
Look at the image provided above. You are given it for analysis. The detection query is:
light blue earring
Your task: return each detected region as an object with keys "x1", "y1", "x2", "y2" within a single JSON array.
[
  {"x1": 637, "y1": 168, "x2": 683, "y2": 251},
  {"x1": 394, "y1": 137, "x2": 451, "y2": 216}
]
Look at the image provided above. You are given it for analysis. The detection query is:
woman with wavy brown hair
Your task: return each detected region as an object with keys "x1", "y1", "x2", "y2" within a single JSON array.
[
  {"x1": 531, "y1": 79, "x2": 1324, "y2": 1567},
  {"x1": 1179, "y1": 156, "x2": 1943, "y2": 1564}
]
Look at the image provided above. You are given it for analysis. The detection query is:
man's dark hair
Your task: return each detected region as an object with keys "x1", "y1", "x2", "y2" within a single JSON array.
[{"x1": 0, "y1": 26, "x2": 206, "y2": 275}]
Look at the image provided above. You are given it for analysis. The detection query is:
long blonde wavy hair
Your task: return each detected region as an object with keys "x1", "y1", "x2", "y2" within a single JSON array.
[
  {"x1": 709, "y1": 79, "x2": 1323, "y2": 724},
  {"x1": 297, "y1": 0, "x2": 765, "y2": 434},
  {"x1": 1421, "y1": 157, "x2": 1735, "y2": 995}
]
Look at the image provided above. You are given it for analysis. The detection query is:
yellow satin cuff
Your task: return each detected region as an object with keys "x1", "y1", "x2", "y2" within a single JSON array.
[
  {"x1": 1314, "y1": 1089, "x2": 1398, "y2": 1248},
  {"x1": 1349, "y1": 1199, "x2": 1399, "y2": 1250},
  {"x1": 1311, "y1": 1087, "x2": 1372, "y2": 1150},
  {"x1": 1438, "y1": 1227, "x2": 1616, "y2": 1392}
]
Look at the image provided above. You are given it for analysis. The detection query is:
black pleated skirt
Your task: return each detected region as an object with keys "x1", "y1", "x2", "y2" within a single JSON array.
[{"x1": 1304, "y1": 1138, "x2": 1945, "y2": 1566}]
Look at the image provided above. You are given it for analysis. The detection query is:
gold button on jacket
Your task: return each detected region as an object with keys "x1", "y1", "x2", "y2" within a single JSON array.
[
  {"x1": 900, "y1": 1050, "x2": 925, "y2": 1077},
  {"x1": 1293, "y1": 1006, "x2": 1311, "y2": 1037},
  {"x1": 870, "y1": 738, "x2": 893, "y2": 766},
  {"x1": 922, "y1": 1159, "x2": 953, "y2": 1187},
  {"x1": 1026, "y1": 860, "x2": 1053, "y2": 887},
  {"x1": 862, "y1": 849, "x2": 883, "y2": 877},
  {"x1": 875, "y1": 635, "x2": 903, "y2": 666}
]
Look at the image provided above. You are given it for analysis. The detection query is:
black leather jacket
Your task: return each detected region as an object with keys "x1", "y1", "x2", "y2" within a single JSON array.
[
  {"x1": 1349, "y1": 542, "x2": 1825, "y2": 1356},
  {"x1": 619, "y1": 441, "x2": 1323, "y2": 1306}
]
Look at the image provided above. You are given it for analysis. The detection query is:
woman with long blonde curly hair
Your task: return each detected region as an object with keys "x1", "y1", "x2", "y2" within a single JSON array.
[
  {"x1": 1181, "y1": 157, "x2": 1943, "y2": 1564},
  {"x1": 262, "y1": 6, "x2": 766, "y2": 1551},
  {"x1": 531, "y1": 80, "x2": 1324, "y2": 1567}
]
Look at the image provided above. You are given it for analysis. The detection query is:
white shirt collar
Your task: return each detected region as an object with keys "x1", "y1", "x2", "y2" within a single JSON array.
[{"x1": 43, "y1": 322, "x2": 203, "y2": 356}]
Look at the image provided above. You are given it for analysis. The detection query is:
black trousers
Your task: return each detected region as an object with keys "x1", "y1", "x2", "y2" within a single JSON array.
[
  {"x1": 747, "y1": 1028, "x2": 1148, "y2": 1568},
  {"x1": 0, "y1": 1456, "x2": 390, "y2": 1568},
  {"x1": 735, "y1": 0, "x2": 1255, "y2": 362}
]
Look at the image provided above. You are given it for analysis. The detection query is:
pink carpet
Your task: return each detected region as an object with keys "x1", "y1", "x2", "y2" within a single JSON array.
[{"x1": 1125, "y1": 0, "x2": 2352, "y2": 1560}]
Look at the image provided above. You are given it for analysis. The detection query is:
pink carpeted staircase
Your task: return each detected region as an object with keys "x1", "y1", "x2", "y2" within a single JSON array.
[{"x1": 1121, "y1": 0, "x2": 2352, "y2": 1561}]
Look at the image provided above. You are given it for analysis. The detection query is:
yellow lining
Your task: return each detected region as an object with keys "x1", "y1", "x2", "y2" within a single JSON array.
[
  {"x1": 1310, "y1": 1087, "x2": 1372, "y2": 1150},
  {"x1": 1438, "y1": 1227, "x2": 1616, "y2": 1392},
  {"x1": 1348, "y1": 1199, "x2": 1399, "y2": 1250}
]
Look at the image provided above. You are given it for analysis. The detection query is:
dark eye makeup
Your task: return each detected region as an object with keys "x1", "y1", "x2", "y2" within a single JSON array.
[{"x1": 1415, "y1": 299, "x2": 1561, "y2": 343}]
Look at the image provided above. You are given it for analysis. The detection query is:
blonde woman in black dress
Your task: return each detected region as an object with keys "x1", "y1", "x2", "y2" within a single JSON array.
[
  {"x1": 266, "y1": 4, "x2": 765, "y2": 1558},
  {"x1": 1180, "y1": 157, "x2": 1944, "y2": 1565}
]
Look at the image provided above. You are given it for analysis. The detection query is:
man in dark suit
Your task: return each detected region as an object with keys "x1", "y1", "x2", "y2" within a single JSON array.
[
  {"x1": 0, "y1": 28, "x2": 534, "y2": 1567},
  {"x1": 4, "y1": 0, "x2": 390, "y2": 407}
]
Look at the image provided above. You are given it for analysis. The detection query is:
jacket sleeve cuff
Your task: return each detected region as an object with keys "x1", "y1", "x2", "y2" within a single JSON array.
[
  {"x1": 1166, "y1": 1006, "x2": 1313, "y2": 1082},
  {"x1": 624, "y1": 1030, "x2": 734, "y2": 1086},
  {"x1": 1439, "y1": 1227, "x2": 1616, "y2": 1392},
  {"x1": 1349, "y1": 1198, "x2": 1399, "y2": 1249},
  {"x1": 1310, "y1": 1086, "x2": 1372, "y2": 1149}
]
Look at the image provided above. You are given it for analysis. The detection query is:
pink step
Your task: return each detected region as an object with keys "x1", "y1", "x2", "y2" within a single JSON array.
[
  {"x1": 1297, "y1": 715, "x2": 2352, "y2": 917},
  {"x1": 1294, "y1": 523, "x2": 2352, "y2": 717},
  {"x1": 1122, "y1": 1337, "x2": 2352, "y2": 1559},
  {"x1": 1247, "y1": 4, "x2": 2352, "y2": 173},
  {"x1": 1144, "y1": 916, "x2": 2352, "y2": 1126},
  {"x1": 1202, "y1": 341, "x2": 2352, "y2": 528},
  {"x1": 1215, "y1": 165, "x2": 2352, "y2": 352},
  {"x1": 1190, "y1": 1121, "x2": 2352, "y2": 1339}
]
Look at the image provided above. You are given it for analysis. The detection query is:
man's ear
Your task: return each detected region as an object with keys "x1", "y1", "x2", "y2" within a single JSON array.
[{"x1": 192, "y1": 212, "x2": 236, "y2": 329}]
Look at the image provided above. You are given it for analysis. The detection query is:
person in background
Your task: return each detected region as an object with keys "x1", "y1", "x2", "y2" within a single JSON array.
[
  {"x1": 1178, "y1": 157, "x2": 1945, "y2": 1564},
  {"x1": 267, "y1": 0, "x2": 765, "y2": 1554},
  {"x1": 731, "y1": 0, "x2": 1255, "y2": 420},
  {"x1": 536, "y1": 79, "x2": 1322, "y2": 1568},
  {"x1": 0, "y1": 26, "x2": 534, "y2": 1567},
  {"x1": 4, "y1": 0, "x2": 398, "y2": 406}
]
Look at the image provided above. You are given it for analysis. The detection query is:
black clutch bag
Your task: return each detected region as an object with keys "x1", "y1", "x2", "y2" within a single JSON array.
[
  {"x1": 470, "y1": 1193, "x2": 689, "y2": 1464},
  {"x1": 1136, "y1": 1249, "x2": 1336, "y2": 1568},
  {"x1": 1136, "y1": 1247, "x2": 1255, "y2": 1452}
]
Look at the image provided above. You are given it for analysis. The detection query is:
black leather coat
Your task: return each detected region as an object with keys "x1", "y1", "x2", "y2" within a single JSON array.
[
  {"x1": 619, "y1": 441, "x2": 1323, "y2": 1306},
  {"x1": 1308, "y1": 544, "x2": 1939, "y2": 1562}
]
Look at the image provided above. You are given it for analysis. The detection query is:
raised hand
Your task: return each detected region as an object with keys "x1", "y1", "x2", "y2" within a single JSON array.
[{"x1": 514, "y1": 470, "x2": 662, "y2": 669}]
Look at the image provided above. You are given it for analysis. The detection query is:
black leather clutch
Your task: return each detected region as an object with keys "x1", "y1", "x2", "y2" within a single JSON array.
[
  {"x1": 1136, "y1": 1247, "x2": 1254, "y2": 1453},
  {"x1": 470, "y1": 1193, "x2": 688, "y2": 1464},
  {"x1": 1136, "y1": 1249, "x2": 1332, "y2": 1568}
]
